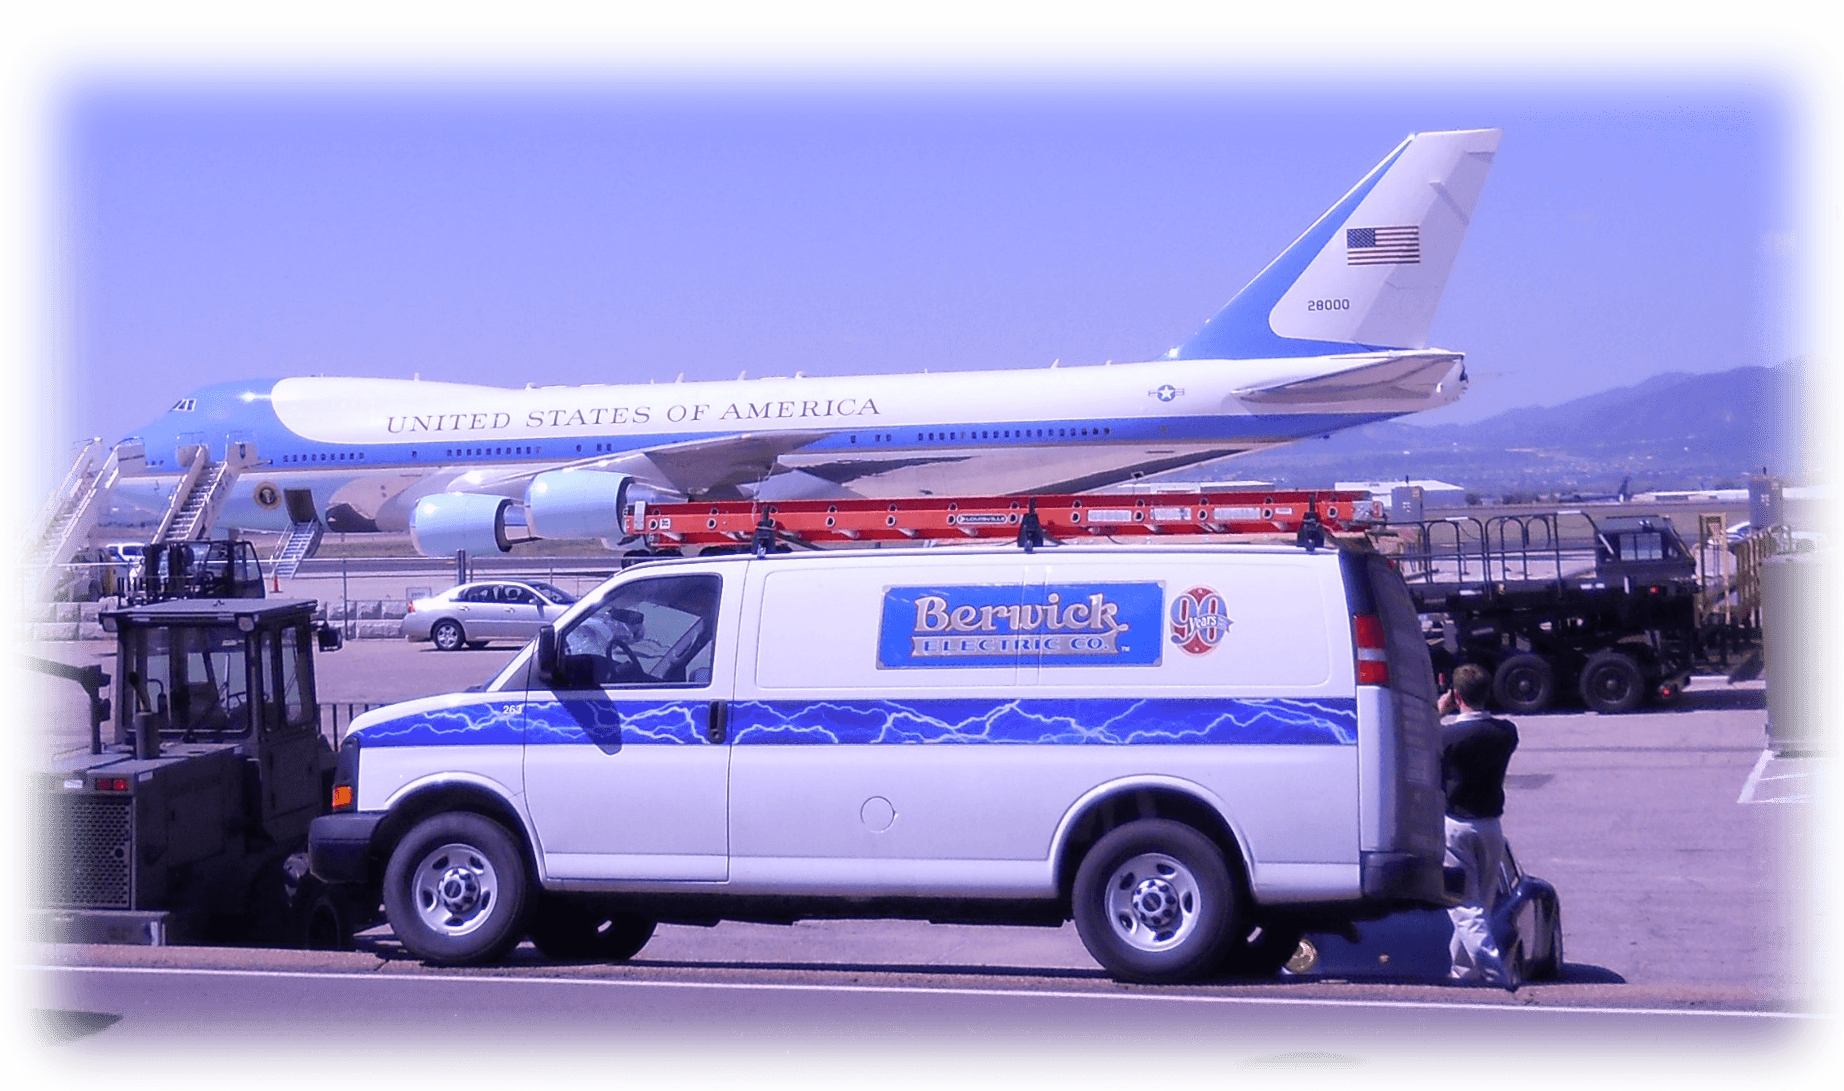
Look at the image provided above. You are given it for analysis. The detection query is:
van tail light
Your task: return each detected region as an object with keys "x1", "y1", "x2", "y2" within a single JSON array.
[{"x1": 1353, "y1": 613, "x2": 1390, "y2": 686}]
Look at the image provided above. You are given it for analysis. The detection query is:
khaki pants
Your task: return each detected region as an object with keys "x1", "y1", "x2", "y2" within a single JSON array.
[{"x1": 1444, "y1": 814, "x2": 1513, "y2": 986}]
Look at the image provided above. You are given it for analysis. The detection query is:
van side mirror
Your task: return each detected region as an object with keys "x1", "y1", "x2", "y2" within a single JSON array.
[
  {"x1": 316, "y1": 623, "x2": 344, "y2": 652},
  {"x1": 535, "y1": 625, "x2": 559, "y2": 682}
]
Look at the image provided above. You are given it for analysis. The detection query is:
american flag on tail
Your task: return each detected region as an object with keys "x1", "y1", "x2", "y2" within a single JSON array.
[{"x1": 1346, "y1": 225, "x2": 1420, "y2": 265}]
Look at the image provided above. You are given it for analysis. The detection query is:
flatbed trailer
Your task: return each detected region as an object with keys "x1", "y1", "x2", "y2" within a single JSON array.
[{"x1": 1388, "y1": 510, "x2": 1749, "y2": 713}]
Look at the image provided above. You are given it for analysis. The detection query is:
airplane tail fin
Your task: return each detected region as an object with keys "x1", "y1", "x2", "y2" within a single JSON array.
[{"x1": 1169, "y1": 128, "x2": 1501, "y2": 360}]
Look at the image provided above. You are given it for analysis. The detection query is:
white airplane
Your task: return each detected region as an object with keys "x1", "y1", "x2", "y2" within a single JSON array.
[{"x1": 112, "y1": 127, "x2": 1501, "y2": 557}]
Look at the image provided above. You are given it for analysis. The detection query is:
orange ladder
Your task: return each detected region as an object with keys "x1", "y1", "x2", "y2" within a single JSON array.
[{"x1": 624, "y1": 489, "x2": 1383, "y2": 551}]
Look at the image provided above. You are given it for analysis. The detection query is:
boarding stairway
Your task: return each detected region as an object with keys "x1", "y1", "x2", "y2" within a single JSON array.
[
  {"x1": 21, "y1": 439, "x2": 136, "y2": 601},
  {"x1": 148, "y1": 441, "x2": 259, "y2": 547},
  {"x1": 270, "y1": 518, "x2": 325, "y2": 578}
]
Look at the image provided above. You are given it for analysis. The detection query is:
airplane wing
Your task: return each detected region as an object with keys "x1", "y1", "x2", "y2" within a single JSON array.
[
  {"x1": 600, "y1": 431, "x2": 834, "y2": 499},
  {"x1": 1234, "y1": 352, "x2": 1464, "y2": 406},
  {"x1": 431, "y1": 431, "x2": 832, "y2": 501}
]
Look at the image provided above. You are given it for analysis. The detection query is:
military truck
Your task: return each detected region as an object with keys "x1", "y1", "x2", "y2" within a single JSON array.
[
  {"x1": 1394, "y1": 511, "x2": 1736, "y2": 714},
  {"x1": 35, "y1": 597, "x2": 365, "y2": 946}
]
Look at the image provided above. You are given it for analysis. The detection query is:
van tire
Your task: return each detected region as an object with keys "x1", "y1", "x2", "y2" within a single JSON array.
[
  {"x1": 383, "y1": 813, "x2": 530, "y2": 966},
  {"x1": 1492, "y1": 653, "x2": 1555, "y2": 714},
  {"x1": 1579, "y1": 649, "x2": 1645, "y2": 714},
  {"x1": 527, "y1": 898, "x2": 656, "y2": 962},
  {"x1": 1072, "y1": 819, "x2": 1237, "y2": 983}
]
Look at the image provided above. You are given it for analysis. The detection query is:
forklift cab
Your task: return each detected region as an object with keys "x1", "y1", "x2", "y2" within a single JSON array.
[
  {"x1": 138, "y1": 539, "x2": 268, "y2": 603},
  {"x1": 100, "y1": 598, "x2": 340, "y2": 754}
]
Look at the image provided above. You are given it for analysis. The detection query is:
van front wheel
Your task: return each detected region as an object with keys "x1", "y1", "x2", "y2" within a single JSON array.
[
  {"x1": 1073, "y1": 819, "x2": 1238, "y2": 983},
  {"x1": 383, "y1": 813, "x2": 530, "y2": 966}
]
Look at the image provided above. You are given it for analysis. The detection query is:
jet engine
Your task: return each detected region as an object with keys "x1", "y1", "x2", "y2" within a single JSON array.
[
  {"x1": 523, "y1": 470, "x2": 641, "y2": 541},
  {"x1": 409, "y1": 494, "x2": 518, "y2": 557}
]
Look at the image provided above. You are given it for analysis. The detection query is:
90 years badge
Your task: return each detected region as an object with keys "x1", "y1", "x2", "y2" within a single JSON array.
[{"x1": 1169, "y1": 586, "x2": 1230, "y2": 655}]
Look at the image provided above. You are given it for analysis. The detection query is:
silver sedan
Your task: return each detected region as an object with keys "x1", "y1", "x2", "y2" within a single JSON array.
[{"x1": 402, "y1": 579, "x2": 578, "y2": 651}]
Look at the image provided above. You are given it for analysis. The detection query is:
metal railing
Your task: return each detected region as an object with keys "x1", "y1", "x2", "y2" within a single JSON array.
[
  {"x1": 1393, "y1": 512, "x2": 1594, "y2": 590},
  {"x1": 319, "y1": 702, "x2": 388, "y2": 745}
]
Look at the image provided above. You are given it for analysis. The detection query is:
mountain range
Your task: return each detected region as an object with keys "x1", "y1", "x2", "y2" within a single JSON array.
[{"x1": 1164, "y1": 359, "x2": 1809, "y2": 500}]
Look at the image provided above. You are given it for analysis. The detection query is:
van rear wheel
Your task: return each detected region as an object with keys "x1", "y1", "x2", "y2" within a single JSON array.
[{"x1": 1072, "y1": 819, "x2": 1238, "y2": 983}]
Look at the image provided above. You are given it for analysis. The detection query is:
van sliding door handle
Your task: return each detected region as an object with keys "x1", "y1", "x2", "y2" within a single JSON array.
[{"x1": 706, "y1": 701, "x2": 728, "y2": 744}]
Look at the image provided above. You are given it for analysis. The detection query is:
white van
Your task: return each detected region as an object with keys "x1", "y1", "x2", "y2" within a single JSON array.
[{"x1": 309, "y1": 541, "x2": 1447, "y2": 982}]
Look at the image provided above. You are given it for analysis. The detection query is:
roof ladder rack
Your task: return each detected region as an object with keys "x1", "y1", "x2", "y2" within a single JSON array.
[{"x1": 625, "y1": 488, "x2": 1385, "y2": 553}]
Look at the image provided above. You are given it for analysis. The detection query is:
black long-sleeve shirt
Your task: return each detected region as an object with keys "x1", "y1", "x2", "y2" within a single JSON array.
[{"x1": 1441, "y1": 711, "x2": 1519, "y2": 820}]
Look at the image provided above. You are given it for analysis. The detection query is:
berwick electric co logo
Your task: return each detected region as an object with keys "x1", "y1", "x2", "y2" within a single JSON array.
[
  {"x1": 1169, "y1": 586, "x2": 1230, "y2": 655},
  {"x1": 877, "y1": 583, "x2": 1164, "y2": 669}
]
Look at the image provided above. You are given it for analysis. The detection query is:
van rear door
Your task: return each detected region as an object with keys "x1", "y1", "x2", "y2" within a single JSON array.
[{"x1": 1341, "y1": 549, "x2": 1445, "y2": 903}]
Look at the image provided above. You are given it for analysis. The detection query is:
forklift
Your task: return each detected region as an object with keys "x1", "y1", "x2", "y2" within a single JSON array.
[{"x1": 33, "y1": 596, "x2": 368, "y2": 947}]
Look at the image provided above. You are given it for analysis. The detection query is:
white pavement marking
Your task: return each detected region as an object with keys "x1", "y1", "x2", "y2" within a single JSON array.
[
  {"x1": 1738, "y1": 749, "x2": 1773, "y2": 804},
  {"x1": 40, "y1": 964, "x2": 1811, "y2": 1019},
  {"x1": 1738, "y1": 749, "x2": 1820, "y2": 804}
]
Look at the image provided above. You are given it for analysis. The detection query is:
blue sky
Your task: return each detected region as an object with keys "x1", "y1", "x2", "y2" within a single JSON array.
[{"x1": 46, "y1": 75, "x2": 1798, "y2": 481}]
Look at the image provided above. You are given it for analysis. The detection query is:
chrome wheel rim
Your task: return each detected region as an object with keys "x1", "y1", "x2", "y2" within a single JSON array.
[
  {"x1": 409, "y1": 841, "x2": 501, "y2": 937},
  {"x1": 1103, "y1": 851, "x2": 1203, "y2": 953}
]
